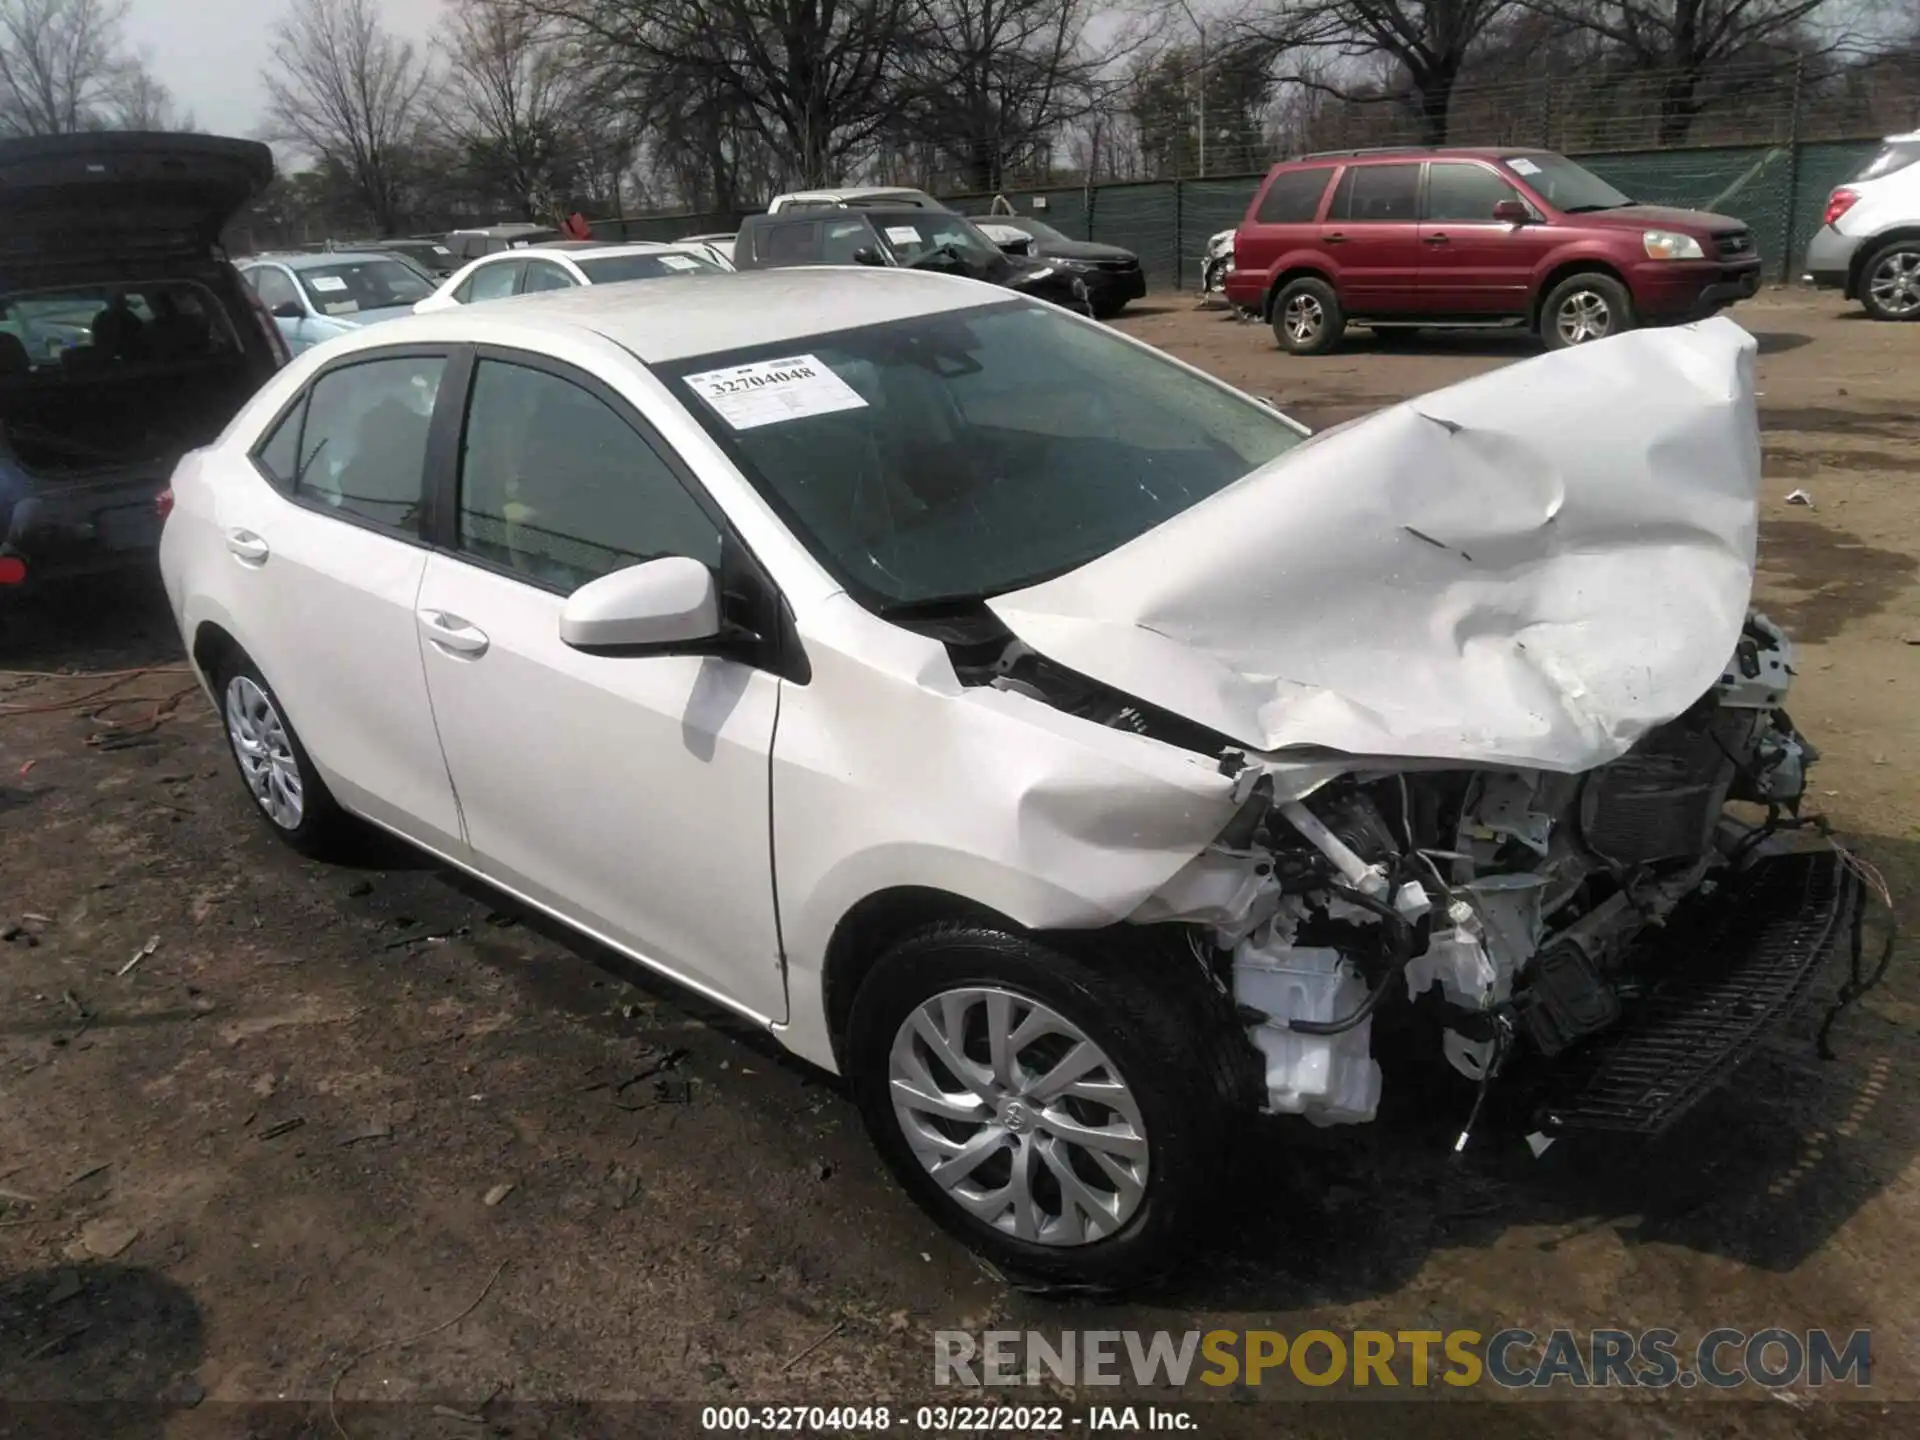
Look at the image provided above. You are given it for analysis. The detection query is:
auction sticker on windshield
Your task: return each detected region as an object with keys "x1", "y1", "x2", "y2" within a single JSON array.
[
  {"x1": 659, "y1": 255, "x2": 700, "y2": 271},
  {"x1": 885, "y1": 226, "x2": 922, "y2": 244},
  {"x1": 1509, "y1": 157, "x2": 1542, "y2": 175},
  {"x1": 309, "y1": 275, "x2": 349, "y2": 292},
  {"x1": 684, "y1": 355, "x2": 868, "y2": 430}
]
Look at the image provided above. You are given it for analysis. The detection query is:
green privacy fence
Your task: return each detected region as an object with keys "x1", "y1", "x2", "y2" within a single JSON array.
[{"x1": 593, "y1": 137, "x2": 1885, "y2": 293}]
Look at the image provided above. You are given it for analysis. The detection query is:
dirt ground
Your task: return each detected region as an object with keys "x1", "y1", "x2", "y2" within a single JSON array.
[{"x1": 0, "y1": 290, "x2": 1913, "y2": 1438}]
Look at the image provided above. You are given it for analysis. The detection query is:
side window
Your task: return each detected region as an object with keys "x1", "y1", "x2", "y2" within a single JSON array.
[
  {"x1": 250, "y1": 267, "x2": 301, "y2": 312},
  {"x1": 756, "y1": 222, "x2": 821, "y2": 265},
  {"x1": 1255, "y1": 167, "x2": 1336, "y2": 224},
  {"x1": 253, "y1": 394, "x2": 307, "y2": 492},
  {"x1": 1425, "y1": 163, "x2": 1524, "y2": 222},
  {"x1": 293, "y1": 356, "x2": 446, "y2": 532},
  {"x1": 1329, "y1": 164, "x2": 1421, "y2": 223},
  {"x1": 820, "y1": 219, "x2": 875, "y2": 264},
  {"x1": 521, "y1": 261, "x2": 575, "y2": 293},
  {"x1": 457, "y1": 260, "x2": 522, "y2": 304},
  {"x1": 456, "y1": 358, "x2": 722, "y2": 593}
]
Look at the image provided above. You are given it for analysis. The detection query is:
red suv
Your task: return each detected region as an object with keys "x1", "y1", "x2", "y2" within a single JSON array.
[{"x1": 1224, "y1": 147, "x2": 1762, "y2": 354}]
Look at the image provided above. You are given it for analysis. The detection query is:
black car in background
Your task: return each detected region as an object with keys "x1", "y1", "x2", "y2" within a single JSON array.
[
  {"x1": 372, "y1": 237, "x2": 457, "y2": 278},
  {"x1": 974, "y1": 214, "x2": 1147, "y2": 318},
  {"x1": 732, "y1": 208, "x2": 1093, "y2": 314},
  {"x1": 0, "y1": 132, "x2": 285, "y2": 595}
]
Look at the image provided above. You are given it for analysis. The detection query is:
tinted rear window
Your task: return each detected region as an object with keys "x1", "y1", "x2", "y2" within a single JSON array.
[
  {"x1": 1255, "y1": 167, "x2": 1335, "y2": 224},
  {"x1": 1855, "y1": 141, "x2": 1920, "y2": 182},
  {"x1": 1329, "y1": 163, "x2": 1421, "y2": 222},
  {"x1": 578, "y1": 252, "x2": 723, "y2": 282}
]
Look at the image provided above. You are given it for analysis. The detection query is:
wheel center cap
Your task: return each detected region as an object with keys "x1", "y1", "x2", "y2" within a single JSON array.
[{"x1": 1001, "y1": 1100, "x2": 1035, "y2": 1134}]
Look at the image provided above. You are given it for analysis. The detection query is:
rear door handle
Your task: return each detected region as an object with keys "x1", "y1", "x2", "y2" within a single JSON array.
[
  {"x1": 1423, "y1": 233, "x2": 1450, "y2": 245},
  {"x1": 1324, "y1": 232, "x2": 1348, "y2": 244},
  {"x1": 226, "y1": 528, "x2": 269, "y2": 564},
  {"x1": 418, "y1": 609, "x2": 490, "y2": 658}
]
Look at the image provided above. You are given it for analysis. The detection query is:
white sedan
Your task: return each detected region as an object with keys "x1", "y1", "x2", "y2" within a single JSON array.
[
  {"x1": 413, "y1": 240, "x2": 729, "y2": 313},
  {"x1": 158, "y1": 272, "x2": 1841, "y2": 1289}
]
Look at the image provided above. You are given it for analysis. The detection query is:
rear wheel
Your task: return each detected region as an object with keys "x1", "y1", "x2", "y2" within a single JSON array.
[
  {"x1": 213, "y1": 653, "x2": 350, "y2": 858},
  {"x1": 1541, "y1": 272, "x2": 1633, "y2": 349},
  {"x1": 847, "y1": 925, "x2": 1228, "y2": 1292},
  {"x1": 1860, "y1": 240, "x2": 1920, "y2": 321},
  {"x1": 1270, "y1": 277, "x2": 1344, "y2": 355}
]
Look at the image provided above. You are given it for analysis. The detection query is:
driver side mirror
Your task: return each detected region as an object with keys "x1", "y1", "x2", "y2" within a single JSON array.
[
  {"x1": 850, "y1": 246, "x2": 886, "y2": 267},
  {"x1": 270, "y1": 300, "x2": 304, "y2": 319},
  {"x1": 1493, "y1": 199, "x2": 1533, "y2": 225},
  {"x1": 559, "y1": 556, "x2": 720, "y2": 654}
]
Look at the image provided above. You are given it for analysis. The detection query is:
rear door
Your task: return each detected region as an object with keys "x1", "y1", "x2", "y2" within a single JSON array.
[
  {"x1": 1419, "y1": 160, "x2": 1553, "y2": 316},
  {"x1": 214, "y1": 347, "x2": 465, "y2": 854},
  {"x1": 456, "y1": 259, "x2": 524, "y2": 304},
  {"x1": 519, "y1": 257, "x2": 578, "y2": 294},
  {"x1": 1322, "y1": 162, "x2": 1424, "y2": 313}
]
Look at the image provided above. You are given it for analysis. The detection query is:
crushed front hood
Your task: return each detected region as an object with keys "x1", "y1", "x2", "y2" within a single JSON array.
[{"x1": 989, "y1": 318, "x2": 1761, "y2": 773}]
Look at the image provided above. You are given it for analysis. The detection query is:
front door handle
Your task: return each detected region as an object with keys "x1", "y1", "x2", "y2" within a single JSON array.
[
  {"x1": 418, "y1": 610, "x2": 490, "y2": 658},
  {"x1": 1423, "y1": 233, "x2": 1451, "y2": 245},
  {"x1": 1324, "y1": 232, "x2": 1348, "y2": 244},
  {"x1": 226, "y1": 528, "x2": 269, "y2": 564}
]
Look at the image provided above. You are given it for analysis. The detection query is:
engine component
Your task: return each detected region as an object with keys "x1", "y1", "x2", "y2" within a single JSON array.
[
  {"x1": 1716, "y1": 613, "x2": 1795, "y2": 710},
  {"x1": 1578, "y1": 722, "x2": 1733, "y2": 867},
  {"x1": 1277, "y1": 795, "x2": 1430, "y2": 922},
  {"x1": 1232, "y1": 935, "x2": 1381, "y2": 1125},
  {"x1": 1516, "y1": 940, "x2": 1623, "y2": 1055}
]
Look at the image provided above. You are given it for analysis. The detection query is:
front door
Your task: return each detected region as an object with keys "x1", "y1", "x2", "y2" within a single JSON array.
[
  {"x1": 413, "y1": 350, "x2": 786, "y2": 1021},
  {"x1": 1418, "y1": 161, "x2": 1558, "y2": 316},
  {"x1": 1320, "y1": 162, "x2": 1425, "y2": 313}
]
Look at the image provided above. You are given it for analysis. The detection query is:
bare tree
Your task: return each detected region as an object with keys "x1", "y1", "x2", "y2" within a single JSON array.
[
  {"x1": 1241, "y1": 0, "x2": 1518, "y2": 144},
  {"x1": 511, "y1": 0, "x2": 919, "y2": 188},
  {"x1": 892, "y1": 0, "x2": 1114, "y2": 193},
  {"x1": 265, "y1": 0, "x2": 433, "y2": 234},
  {"x1": 1523, "y1": 0, "x2": 1841, "y2": 143},
  {"x1": 0, "y1": 0, "x2": 143, "y2": 134},
  {"x1": 106, "y1": 65, "x2": 192, "y2": 130},
  {"x1": 437, "y1": 0, "x2": 589, "y2": 219}
]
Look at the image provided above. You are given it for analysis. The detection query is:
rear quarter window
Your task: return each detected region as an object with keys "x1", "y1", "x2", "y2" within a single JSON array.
[
  {"x1": 1855, "y1": 141, "x2": 1920, "y2": 182},
  {"x1": 1255, "y1": 167, "x2": 1336, "y2": 224}
]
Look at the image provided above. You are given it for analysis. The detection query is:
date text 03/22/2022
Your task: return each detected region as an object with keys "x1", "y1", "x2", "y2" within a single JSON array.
[{"x1": 699, "y1": 1405, "x2": 1196, "y2": 1432}]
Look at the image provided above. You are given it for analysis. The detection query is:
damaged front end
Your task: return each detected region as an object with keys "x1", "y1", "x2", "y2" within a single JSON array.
[
  {"x1": 953, "y1": 317, "x2": 1878, "y2": 1147},
  {"x1": 1132, "y1": 612, "x2": 1853, "y2": 1139}
]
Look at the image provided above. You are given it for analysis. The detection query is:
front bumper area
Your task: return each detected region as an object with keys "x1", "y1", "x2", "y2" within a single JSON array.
[
  {"x1": 1633, "y1": 260, "x2": 1763, "y2": 322},
  {"x1": 1536, "y1": 849, "x2": 1860, "y2": 1137}
]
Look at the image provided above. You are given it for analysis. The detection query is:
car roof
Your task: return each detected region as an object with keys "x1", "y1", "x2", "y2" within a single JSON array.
[
  {"x1": 1289, "y1": 145, "x2": 1557, "y2": 163},
  {"x1": 250, "y1": 251, "x2": 401, "y2": 269},
  {"x1": 465, "y1": 241, "x2": 688, "y2": 263},
  {"x1": 325, "y1": 267, "x2": 1005, "y2": 364},
  {"x1": 449, "y1": 223, "x2": 556, "y2": 236},
  {"x1": 781, "y1": 186, "x2": 931, "y2": 202}
]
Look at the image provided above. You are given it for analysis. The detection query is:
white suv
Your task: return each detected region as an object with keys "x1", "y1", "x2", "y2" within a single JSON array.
[{"x1": 1804, "y1": 131, "x2": 1920, "y2": 320}]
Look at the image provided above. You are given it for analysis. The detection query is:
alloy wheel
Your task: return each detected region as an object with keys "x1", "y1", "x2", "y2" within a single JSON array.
[
  {"x1": 1868, "y1": 249, "x2": 1920, "y2": 317},
  {"x1": 225, "y1": 675, "x2": 304, "y2": 830},
  {"x1": 1283, "y1": 292, "x2": 1324, "y2": 344},
  {"x1": 1556, "y1": 289, "x2": 1614, "y2": 344},
  {"x1": 887, "y1": 987, "x2": 1149, "y2": 1246}
]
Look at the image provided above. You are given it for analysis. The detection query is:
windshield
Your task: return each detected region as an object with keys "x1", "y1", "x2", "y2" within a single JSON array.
[
  {"x1": 661, "y1": 300, "x2": 1304, "y2": 608},
  {"x1": 875, "y1": 214, "x2": 1007, "y2": 275},
  {"x1": 0, "y1": 280, "x2": 239, "y2": 368},
  {"x1": 577, "y1": 251, "x2": 724, "y2": 283},
  {"x1": 1502, "y1": 153, "x2": 1632, "y2": 212},
  {"x1": 1011, "y1": 218, "x2": 1069, "y2": 244},
  {"x1": 1854, "y1": 140, "x2": 1920, "y2": 182},
  {"x1": 297, "y1": 259, "x2": 433, "y2": 314}
]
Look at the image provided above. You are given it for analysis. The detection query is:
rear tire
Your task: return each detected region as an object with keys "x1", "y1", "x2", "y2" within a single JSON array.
[
  {"x1": 212, "y1": 652, "x2": 351, "y2": 858},
  {"x1": 846, "y1": 924, "x2": 1230, "y2": 1293},
  {"x1": 1270, "y1": 277, "x2": 1344, "y2": 355},
  {"x1": 1540, "y1": 272, "x2": 1633, "y2": 349},
  {"x1": 1859, "y1": 240, "x2": 1920, "y2": 321}
]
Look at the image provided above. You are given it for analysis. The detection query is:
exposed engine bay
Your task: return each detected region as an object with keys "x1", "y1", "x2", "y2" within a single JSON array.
[{"x1": 935, "y1": 607, "x2": 1838, "y2": 1136}]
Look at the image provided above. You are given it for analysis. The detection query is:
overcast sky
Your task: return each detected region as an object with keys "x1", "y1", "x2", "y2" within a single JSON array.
[{"x1": 125, "y1": 0, "x2": 444, "y2": 144}]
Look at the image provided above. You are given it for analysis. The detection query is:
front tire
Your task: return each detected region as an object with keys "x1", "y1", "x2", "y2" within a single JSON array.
[
  {"x1": 213, "y1": 653, "x2": 350, "y2": 858},
  {"x1": 1541, "y1": 272, "x2": 1633, "y2": 349},
  {"x1": 847, "y1": 925, "x2": 1229, "y2": 1292},
  {"x1": 1270, "y1": 277, "x2": 1344, "y2": 355},
  {"x1": 1859, "y1": 240, "x2": 1920, "y2": 321}
]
